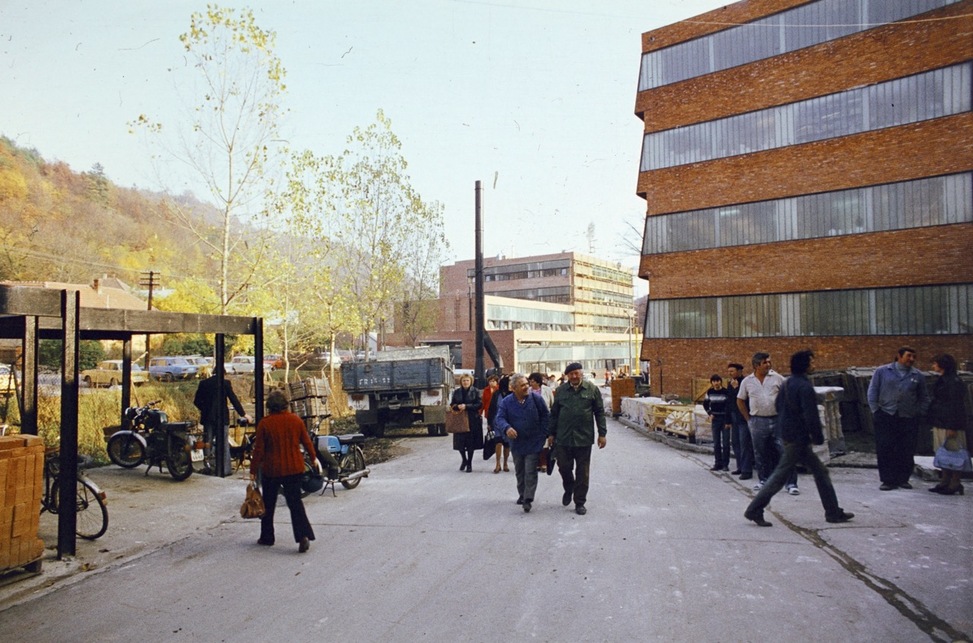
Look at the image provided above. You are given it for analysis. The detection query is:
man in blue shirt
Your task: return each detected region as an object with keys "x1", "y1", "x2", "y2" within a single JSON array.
[
  {"x1": 867, "y1": 347, "x2": 931, "y2": 491},
  {"x1": 496, "y1": 374, "x2": 550, "y2": 513}
]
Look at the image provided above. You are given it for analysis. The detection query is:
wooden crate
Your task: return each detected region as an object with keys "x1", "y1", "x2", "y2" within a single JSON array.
[{"x1": 650, "y1": 404, "x2": 697, "y2": 442}]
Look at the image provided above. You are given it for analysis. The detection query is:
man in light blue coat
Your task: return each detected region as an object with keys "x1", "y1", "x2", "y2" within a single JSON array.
[{"x1": 867, "y1": 347, "x2": 931, "y2": 490}]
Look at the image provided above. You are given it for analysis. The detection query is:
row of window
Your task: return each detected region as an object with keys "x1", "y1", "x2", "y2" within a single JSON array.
[
  {"x1": 643, "y1": 173, "x2": 973, "y2": 254},
  {"x1": 495, "y1": 286, "x2": 571, "y2": 304},
  {"x1": 486, "y1": 303, "x2": 574, "y2": 333},
  {"x1": 645, "y1": 285, "x2": 972, "y2": 339},
  {"x1": 468, "y1": 260, "x2": 570, "y2": 283},
  {"x1": 638, "y1": 0, "x2": 959, "y2": 91},
  {"x1": 641, "y1": 63, "x2": 971, "y2": 171}
]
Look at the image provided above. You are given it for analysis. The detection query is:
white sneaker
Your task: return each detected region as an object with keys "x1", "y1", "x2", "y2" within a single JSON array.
[
  {"x1": 753, "y1": 481, "x2": 764, "y2": 491},
  {"x1": 787, "y1": 486, "x2": 800, "y2": 496}
]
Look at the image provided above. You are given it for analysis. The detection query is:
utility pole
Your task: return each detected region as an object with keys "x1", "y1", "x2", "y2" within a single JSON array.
[{"x1": 139, "y1": 270, "x2": 158, "y2": 369}]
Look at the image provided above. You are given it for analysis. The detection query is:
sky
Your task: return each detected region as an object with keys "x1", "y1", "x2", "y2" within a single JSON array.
[{"x1": 0, "y1": 0, "x2": 727, "y2": 284}]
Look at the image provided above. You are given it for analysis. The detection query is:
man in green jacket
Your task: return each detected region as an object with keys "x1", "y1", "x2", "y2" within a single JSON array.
[{"x1": 547, "y1": 362, "x2": 607, "y2": 515}]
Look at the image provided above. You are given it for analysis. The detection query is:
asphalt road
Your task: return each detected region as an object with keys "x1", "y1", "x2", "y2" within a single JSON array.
[{"x1": 1, "y1": 415, "x2": 971, "y2": 642}]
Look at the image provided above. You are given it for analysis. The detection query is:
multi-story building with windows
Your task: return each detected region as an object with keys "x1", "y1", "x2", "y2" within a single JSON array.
[
  {"x1": 423, "y1": 252, "x2": 638, "y2": 376},
  {"x1": 636, "y1": 0, "x2": 973, "y2": 396}
]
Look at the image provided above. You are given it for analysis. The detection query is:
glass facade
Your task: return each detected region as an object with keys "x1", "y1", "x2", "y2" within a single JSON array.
[
  {"x1": 646, "y1": 284, "x2": 972, "y2": 339},
  {"x1": 486, "y1": 303, "x2": 574, "y2": 332},
  {"x1": 643, "y1": 173, "x2": 973, "y2": 254},
  {"x1": 641, "y1": 63, "x2": 972, "y2": 171},
  {"x1": 638, "y1": 0, "x2": 961, "y2": 91}
]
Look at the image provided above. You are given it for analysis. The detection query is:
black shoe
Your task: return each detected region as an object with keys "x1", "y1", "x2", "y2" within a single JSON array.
[
  {"x1": 739, "y1": 473, "x2": 753, "y2": 480},
  {"x1": 721, "y1": 466, "x2": 730, "y2": 472},
  {"x1": 257, "y1": 538, "x2": 274, "y2": 546},
  {"x1": 899, "y1": 482, "x2": 912, "y2": 489},
  {"x1": 460, "y1": 462, "x2": 467, "y2": 471},
  {"x1": 731, "y1": 470, "x2": 742, "y2": 475},
  {"x1": 298, "y1": 537, "x2": 310, "y2": 553},
  {"x1": 562, "y1": 490, "x2": 572, "y2": 506},
  {"x1": 575, "y1": 505, "x2": 586, "y2": 515},
  {"x1": 465, "y1": 464, "x2": 472, "y2": 472},
  {"x1": 523, "y1": 502, "x2": 532, "y2": 513},
  {"x1": 879, "y1": 483, "x2": 895, "y2": 491},
  {"x1": 826, "y1": 511, "x2": 855, "y2": 523},
  {"x1": 744, "y1": 510, "x2": 772, "y2": 527},
  {"x1": 516, "y1": 497, "x2": 524, "y2": 505},
  {"x1": 710, "y1": 464, "x2": 722, "y2": 471}
]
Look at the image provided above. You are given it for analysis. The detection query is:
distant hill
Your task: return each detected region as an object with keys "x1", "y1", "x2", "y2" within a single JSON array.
[{"x1": 0, "y1": 135, "x2": 217, "y2": 285}]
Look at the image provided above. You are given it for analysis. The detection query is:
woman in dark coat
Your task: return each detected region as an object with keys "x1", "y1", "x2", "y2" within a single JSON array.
[
  {"x1": 928, "y1": 353, "x2": 972, "y2": 494},
  {"x1": 487, "y1": 374, "x2": 512, "y2": 473},
  {"x1": 450, "y1": 373, "x2": 483, "y2": 472}
]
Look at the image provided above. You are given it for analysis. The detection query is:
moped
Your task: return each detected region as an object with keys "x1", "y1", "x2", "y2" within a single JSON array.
[
  {"x1": 301, "y1": 419, "x2": 369, "y2": 496},
  {"x1": 107, "y1": 400, "x2": 204, "y2": 481}
]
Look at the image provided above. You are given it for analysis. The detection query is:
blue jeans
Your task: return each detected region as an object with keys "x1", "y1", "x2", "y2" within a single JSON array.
[
  {"x1": 749, "y1": 417, "x2": 797, "y2": 487},
  {"x1": 513, "y1": 451, "x2": 541, "y2": 503},
  {"x1": 730, "y1": 414, "x2": 754, "y2": 474},
  {"x1": 712, "y1": 418, "x2": 731, "y2": 468},
  {"x1": 746, "y1": 441, "x2": 842, "y2": 519}
]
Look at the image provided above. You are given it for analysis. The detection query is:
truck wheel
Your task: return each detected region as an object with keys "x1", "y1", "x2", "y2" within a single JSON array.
[{"x1": 373, "y1": 423, "x2": 386, "y2": 438}]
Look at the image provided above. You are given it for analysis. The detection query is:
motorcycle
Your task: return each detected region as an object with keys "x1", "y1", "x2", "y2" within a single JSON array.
[
  {"x1": 301, "y1": 421, "x2": 369, "y2": 496},
  {"x1": 106, "y1": 400, "x2": 205, "y2": 481}
]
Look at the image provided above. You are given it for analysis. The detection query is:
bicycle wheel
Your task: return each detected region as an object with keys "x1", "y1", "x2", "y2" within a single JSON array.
[
  {"x1": 75, "y1": 478, "x2": 108, "y2": 540},
  {"x1": 107, "y1": 433, "x2": 144, "y2": 468},
  {"x1": 340, "y1": 447, "x2": 366, "y2": 489},
  {"x1": 49, "y1": 478, "x2": 109, "y2": 539}
]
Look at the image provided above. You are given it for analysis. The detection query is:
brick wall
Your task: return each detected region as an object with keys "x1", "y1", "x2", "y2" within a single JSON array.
[
  {"x1": 637, "y1": 114, "x2": 973, "y2": 210},
  {"x1": 637, "y1": 1, "x2": 973, "y2": 131},
  {"x1": 640, "y1": 223, "x2": 973, "y2": 298}
]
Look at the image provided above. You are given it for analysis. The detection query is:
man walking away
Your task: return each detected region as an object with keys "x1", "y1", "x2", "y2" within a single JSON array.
[
  {"x1": 867, "y1": 346, "x2": 931, "y2": 491},
  {"x1": 745, "y1": 350, "x2": 854, "y2": 527},
  {"x1": 548, "y1": 362, "x2": 607, "y2": 516}
]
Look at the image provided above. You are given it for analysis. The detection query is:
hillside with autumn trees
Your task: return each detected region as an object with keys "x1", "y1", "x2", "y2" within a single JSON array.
[{"x1": 0, "y1": 135, "x2": 215, "y2": 289}]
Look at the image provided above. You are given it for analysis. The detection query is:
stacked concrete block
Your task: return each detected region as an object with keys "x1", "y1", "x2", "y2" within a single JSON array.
[{"x1": 0, "y1": 435, "x2": 45, "y2": 573}]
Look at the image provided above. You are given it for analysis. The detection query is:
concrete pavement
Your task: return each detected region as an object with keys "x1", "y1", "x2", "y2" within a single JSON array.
[{"x1": 0, "y1": 414, "x2": 970, "y2": 641}]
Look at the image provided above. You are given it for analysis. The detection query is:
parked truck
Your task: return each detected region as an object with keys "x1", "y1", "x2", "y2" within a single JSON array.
[{"x1": 341, "y1": 346, "x2": 453, "y2": 437}]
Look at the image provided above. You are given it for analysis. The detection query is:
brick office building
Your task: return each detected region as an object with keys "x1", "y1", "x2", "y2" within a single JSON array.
[
  {"x1": 424, "y1": 252, "x2": 637, "y2": 376},
  {"x1": 635, "y1": 0, "x2": 973, "y2": 397}
]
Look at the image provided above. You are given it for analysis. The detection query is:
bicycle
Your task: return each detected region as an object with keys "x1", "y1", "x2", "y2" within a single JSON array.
[{"x1": 41, "y1": 450, "x2": 109, "y2": 540}]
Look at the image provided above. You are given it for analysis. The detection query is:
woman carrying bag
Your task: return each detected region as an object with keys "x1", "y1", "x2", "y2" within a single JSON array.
[
  {"x1": 928, "y1": 354, "x2": 972, "y2": 495},
  {"x1": 450, "y1": 373, "x2": 483, "y2": 472},
  {"x1": 250, "y1": 389, "x2": 320, "y2": 552}
]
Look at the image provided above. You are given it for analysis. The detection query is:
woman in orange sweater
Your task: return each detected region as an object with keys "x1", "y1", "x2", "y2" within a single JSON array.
[{"x1": 250, "y1": 389, "x2": 320, "y2": 552}]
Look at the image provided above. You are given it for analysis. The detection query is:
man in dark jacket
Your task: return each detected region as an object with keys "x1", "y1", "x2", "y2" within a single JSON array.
[
  {"x1": 194, "y1": 374, "x2": 250, "y2": 475},
  {"x1": 744, "y1": 350, "x2": 854, "y2": 527},
  {"x1": 547, "y1": 362, "x2": 606, "y2": 515}
]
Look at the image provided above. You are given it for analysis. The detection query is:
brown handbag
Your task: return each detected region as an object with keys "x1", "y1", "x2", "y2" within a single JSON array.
[
  {"x1": 240, "y1": 480, "x2": 266, "y2": 519},
  {"x1": 444, "y1": 409, "x2": 470, "y2": 433}
]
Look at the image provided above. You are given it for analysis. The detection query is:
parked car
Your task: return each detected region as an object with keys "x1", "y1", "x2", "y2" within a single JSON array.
[
  {"x1": 81, "y1": 360, "x2": 149, "y2": 388},
  {"x1": 183, "y1": 356, "x2": 213, "y2": 379},
  {"x1": 263, "y1": 354, "x2": 281, "y2": 371},
  {"x1": 148, "y1": 356, "x2": 198, "y2": 382},
  {"x1": 225, "y1": 355, "x2": 255, "y2": 374},
  {"x1": 0, "y1": 364, "x2": 17, "y2": 393}
]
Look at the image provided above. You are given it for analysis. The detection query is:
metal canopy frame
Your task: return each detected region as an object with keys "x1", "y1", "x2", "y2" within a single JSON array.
[{"x1": 0, "y1": 284, "x2": 265, "y2": 558}]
